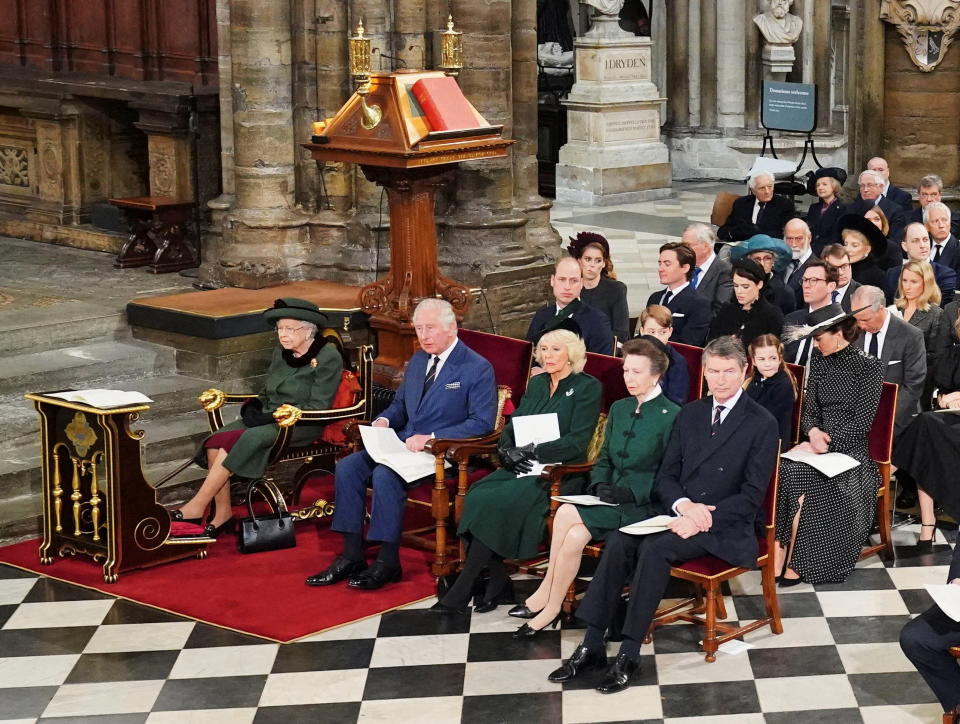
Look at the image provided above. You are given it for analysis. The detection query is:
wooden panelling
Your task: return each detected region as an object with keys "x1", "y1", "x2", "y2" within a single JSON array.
[{"x1": 0, "y1": 0, "x2": 217, "y2": 85}]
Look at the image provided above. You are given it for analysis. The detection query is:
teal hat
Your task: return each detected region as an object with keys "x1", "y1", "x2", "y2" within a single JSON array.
[
  {"x1": 262, "y1": 298, "x2": 328, "y2": 328},
  {"x1": 730, "y1": 234, "x2": 792, "y2": 274}
]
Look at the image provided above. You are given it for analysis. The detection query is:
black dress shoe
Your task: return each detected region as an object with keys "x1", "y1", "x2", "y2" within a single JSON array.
[
  {"x1": 428, "y1": 601, "x2": 467, "y2": 615},
  {"x1": 596, "y1": 653, "x2": 641, "y2": 694},
  {"x1": 169, "y1": 509, "x2": 202, "y2": 526},
  {"x1": 547, "y1": 643, "x2": 607, "y2": 683},
  {"x1": 507, "y1": 602, "x2": 539, "y2": 619},
  {"x1": 472, "y1": 579, "x2": 515, "y2": 613},
  {"x1": 512, "y1": 614, "x2": 560, "y2": 639},
  {"x1": 348, "y1": 561, "x2": 402, "y2": 590},
  {"x1": 305, "y1": 556, "x2": 367, "y2": 587}
]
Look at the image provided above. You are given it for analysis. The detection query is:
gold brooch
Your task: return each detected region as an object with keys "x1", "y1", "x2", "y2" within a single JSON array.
[{"x1": 310, "y1": 358, "x2": 318, "y2": 368}]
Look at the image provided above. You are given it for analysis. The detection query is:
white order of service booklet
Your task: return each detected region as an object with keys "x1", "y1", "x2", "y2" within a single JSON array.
[
  {"x1": 46, "y1": 389, "x2": 153, "y2": 409},
  {"x1": 619, "y1": 514, "x2": 676, "y2": 535},
  {"x1": 511, "y1": 413, "x2": 560, "y2": 478},
  {"x1": 779, "y1": 449, "x2": 860, "y2": 478},
  {"x1": 359, "y1": 425, "x2": 449, "y2": 484}
]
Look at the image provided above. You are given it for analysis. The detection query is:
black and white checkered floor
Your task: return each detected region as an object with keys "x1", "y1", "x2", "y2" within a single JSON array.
[{"x1": 0, "y1": 525, "x2": 954, "y2": 723}]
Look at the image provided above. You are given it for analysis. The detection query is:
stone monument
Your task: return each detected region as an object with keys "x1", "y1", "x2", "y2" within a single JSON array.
[
  {"x1": 754, "y1": 0, "x2": 803, "y2": 80},
  {"x1": 554, "y1": 1, "x2": 671, "y2": 206}
]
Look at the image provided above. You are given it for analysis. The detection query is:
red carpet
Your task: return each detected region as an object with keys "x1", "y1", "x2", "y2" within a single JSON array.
[{"x1": 0, "y1": 521, "x2": 436, "y2": 643}]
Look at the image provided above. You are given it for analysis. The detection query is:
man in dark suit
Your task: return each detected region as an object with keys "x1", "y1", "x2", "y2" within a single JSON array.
[
  {"x1": 868, "y1": 156, "x2": 913, "y2": 214},
  {"x1": 717, "y1": 171, "x2": 796, "y2": 243},
  {"x1": 911, "y1": 174, "x2": 960, "y2": 237},
  {"x1": 782, "y1": 259, "x2": 839, "y2": 365},
  {"x1": 307, "y1": 299, "x2": 497, "y2": 590},
  {"x1": 925, "y1": 201, "x2": 960, "y2": 277},
  {"x1": 783, "y1": 218, "x2": 819, "y2": 307},
  {"x1": 847, "y1": 169, "x2": 907, "y2": 252},
  {"x1": 883, "y1": 222, "x2": 957, "y2": 305},
  {"x1": 681, "y1": 222, "x2": 732, "y2": 313},
  {"x1": 548, "y1": 336, "x2": 779, "y2": 694},
  {"x1": 852, "y1": 285, "x2": 927, "y2": 435},
  {"x1": 899, "y1": 543, "x2": 960, "y2": 719},
  {"x1": 822, "y1": 244, "x2": 862, "y2": 312},
  {"x1": 645, "y1": 241, "x2": 711, "y2": 346},
  {"x1": 526, "y1": 257, "x2": 615, "y2": 355}
]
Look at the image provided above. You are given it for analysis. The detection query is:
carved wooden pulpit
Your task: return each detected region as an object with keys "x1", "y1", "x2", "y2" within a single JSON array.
[
  {"x1": 304, "y1": 70, "x2": 512, "y2": 384},
  {"x1": 25, "y1": 393, "x2": 207, "y2": 582}
]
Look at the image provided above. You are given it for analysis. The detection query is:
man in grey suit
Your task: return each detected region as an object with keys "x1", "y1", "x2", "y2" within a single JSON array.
[
  {"x1": 681, "y1": 222, "x2": 732, "y2": 313},
  {"x1": 852, "y1": 285, "x2": 927, "y2": 435},
  {"x1": 783, "y1": 218, "x2": 819, "y2": 307}
]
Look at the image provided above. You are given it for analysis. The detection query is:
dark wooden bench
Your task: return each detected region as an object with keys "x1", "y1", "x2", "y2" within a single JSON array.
[{"x1": 110, "y1": 195, "x2": 197, "y2": 273}]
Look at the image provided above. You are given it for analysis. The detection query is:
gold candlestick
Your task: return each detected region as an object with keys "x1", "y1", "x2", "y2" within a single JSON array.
[
  {"x1": 438, "y1": 15, "x2": 463, "y2": 77},
  {"x1": 349, "y1": 19, "x2": 382, "y2": 130}
]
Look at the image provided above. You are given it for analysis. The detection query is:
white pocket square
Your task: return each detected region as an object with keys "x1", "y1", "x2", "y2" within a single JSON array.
[
  {"x1": 887, "y1": 360, "x2": 901, "y2": 365},
  {"x1": 444, "y1": 381, "x2": 461, "y2": 389},
  {"x1": 672, "y1": 313, "x2": 686, "y2": 318}
]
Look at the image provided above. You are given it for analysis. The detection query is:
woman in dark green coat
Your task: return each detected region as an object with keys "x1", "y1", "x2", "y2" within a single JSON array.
[
  {"x1": 170, "y1": 298, "x2": 342, "y2": 538},
  {"x1": 431, "y1": 328, "x2": 602, "y2": 615},
  {"x1": 510, "y1": 337, "x2": 679, "y2": 638}
]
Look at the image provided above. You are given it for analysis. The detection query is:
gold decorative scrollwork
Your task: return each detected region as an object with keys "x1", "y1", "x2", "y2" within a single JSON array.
[
  {"x1": 199, "y1": 388, "x2": 226, "y2": 411},
  {"x1": 436, "y1": 276, "x2": 472, "y2": 314},
  {"x1": 133, "y1": 516, "x2": 166, "y2": 551},
  {"x1": 880, "y1": 0, "x2": 960, "y2": 70},
  {"x1": 125, "y1": 412, "x2": 145, "y2": 441},
  {"x1": 291, "y1": 498, "x2": 336, "y2": 520},
  {"x1": 65, "y1": 411, "x2": 97, "y2": 457},
  {"x1": 273, "y1": 404, "x2": 303, "y2": 428},
  {"x1": 360, "y1": 277, "x2": 395, "y2": 315}
]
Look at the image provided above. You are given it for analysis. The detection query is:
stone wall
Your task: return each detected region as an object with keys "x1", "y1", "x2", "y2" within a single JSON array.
[{"x1": 202, "y1": 0, "x2": 560, "y2": 336}]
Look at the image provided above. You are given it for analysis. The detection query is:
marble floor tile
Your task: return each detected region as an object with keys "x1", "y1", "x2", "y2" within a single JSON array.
[
  {"x1": 654, "y1": 650, "x2": 755, "y2": 685},
  {"x1": 369, "y1": 633, "x2": 469, "y2": 668},
  {"x1": 357, "y1": 695, "x2": 462, "y2": 723},
  {"x1": 0, "y1": 654, "x2": 78, "y2": 687},
  {"x1": 562, "y1": 684, "x2": 663, "y2": 722},
  {"x1": 815, "y1": 590, "x2": 909, "y2": 618},
  {"x1": 3, "y1": 600, "x2": 115, "y2": 630},
  {"x1": 296, "y1": 615, "x2": 382, "y2": 642},
  {"x1": 145, "y1": 707, "x2": 257, "y2": 724},
  {"x1": 742, "y1": 616, "x2": 836, "y2": 648},
  {"x1": 462, "y1": 659, "x2": 561, "y2": 696},
  {"x1": 835, "y1": 642, "x2": 915, "y2": 674},
  {"x1": 168, "y1": 644, "x2": 279, "y2": 679},
  {"x1": 258, "y1": 669, "x2": 368, "y2": 706},
  {"x1": 0, "y1": 579, "x2": 37, "y2": 606},
  {"x1": 82, "y1": 623, "x2": 195, "y2": 653},
  {"x1": 754, "y1": 674, "x2": 859, "y2": 712},
  {"x1": 884, "y1": 564, "x2": 950, "y2": 590},
  {"x1": 859, "y1": 703, "x2": 948, "y2": 723},
  {"x1": 41, "y1": 680, "x2": 165, "y2": 718},
  {"x1": 665, "y1": 715, "x2": 765, "y2": 724}
]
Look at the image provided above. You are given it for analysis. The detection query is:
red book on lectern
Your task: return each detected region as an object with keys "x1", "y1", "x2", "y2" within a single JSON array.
[{"x1": 411, "y1": 76, "x2": 484, "y2": 131}]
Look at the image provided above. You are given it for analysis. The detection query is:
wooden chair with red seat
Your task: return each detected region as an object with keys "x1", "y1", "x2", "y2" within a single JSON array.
[
  {"x1": 405, "y1": 329, "x2": 534, "y2": 575},
  {"x1": 645, "y1": 445, "x2": 783, "y2": 662},
  {"x1": 946, "y1": 646, "x2": 960, "y2": 723},
  {"x1": 668, "y1": 341, "x2": 704, "y2": 401},
  {"x1": 785, "y1": 362, "x2": 805, "y2": 444},
  {"x1": 860, "y1": 381, "x2": 899, "y2": 561},
  {"x1": 174, "y1": 329, "x2": 374, "y2": 517}
]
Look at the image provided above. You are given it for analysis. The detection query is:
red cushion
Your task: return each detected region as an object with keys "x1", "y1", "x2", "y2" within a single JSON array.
[
  {"x1": 668, "y1": 341, "x2": 703, "y2": 401},
  {"x1": 673, "y1": 539, "x2": 767, "y2": 577},
  {"x1": 583, "y1": 353, "x2": 628, "y2": 413},
  {"x1": 317, "y1": 370, "x2": 363, "y2": 446},
  {"x1": 407, "y1": 467, "x2": 492, "y2": 503},
  {"x1": 459, "y1": 329, "x2": 533, "y2": 405},
  {"x1": 868, "y1": 382, "x2": 897, "y2": 462}
]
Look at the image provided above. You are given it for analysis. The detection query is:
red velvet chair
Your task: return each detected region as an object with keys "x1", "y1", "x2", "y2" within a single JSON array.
[
  {"x1": 860, "y1": 381, "x2": 899, "y2": 561},
  {"x1": 406, "y1": 330, "x2": 534, "y2": 575},
  {"x1": 785, "y1": 362, "x2": 805, "y2": 444},
  {"x1": 669, "y1": 341, "x2": 704, "y2": 401},
  {"x1": 646, "y1": 447, "x2": 783, "y2": 662}
]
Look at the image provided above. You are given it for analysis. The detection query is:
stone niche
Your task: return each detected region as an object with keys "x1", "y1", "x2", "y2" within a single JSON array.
[{"x1": 881, "y1": 23, "x2": 960, "y2": 188}]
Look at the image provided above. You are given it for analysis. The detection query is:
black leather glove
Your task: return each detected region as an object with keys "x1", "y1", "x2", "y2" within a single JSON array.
[
  {"x1": 240, "y1": 398, "x2": 275, "y2": 427},
  {"x1": 596, "y1": 483, "x2": 634, "y2": 505},
  {"x1": 499, "y1": 443, "x2": 536, "y2": 475}
]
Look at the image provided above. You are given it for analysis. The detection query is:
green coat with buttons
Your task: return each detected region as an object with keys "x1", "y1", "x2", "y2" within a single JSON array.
[{"x1": 579, "y1": 392, "x2": 680, "y2": 539}]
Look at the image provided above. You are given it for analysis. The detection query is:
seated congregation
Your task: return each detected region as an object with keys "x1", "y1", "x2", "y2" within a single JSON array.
[{"x1": 161, "y1": 159, "x2": 960, "y2": 710}]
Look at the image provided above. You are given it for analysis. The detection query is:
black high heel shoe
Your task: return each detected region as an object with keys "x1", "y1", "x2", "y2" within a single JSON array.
[
  {"x1": 169, "y1": 508, "x2": 202, "y2": 526},
  {"x1": 507, "y1": 600, "x2": 541, "y2": 619},
  {"x1": 512, "y1": 614, "x2": 560, "y2": 639},
  {"x1": 916, "y1": 523, "x2": 937, "y2": 552},
  {"x1": 201, "y1": 518, "x2": 236, "y2": 539},
  {"x1": 473, "y1": 579, "x2": 515, "y2": 614}
]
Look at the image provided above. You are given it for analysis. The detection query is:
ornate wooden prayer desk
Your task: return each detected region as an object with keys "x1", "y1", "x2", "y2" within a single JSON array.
[
  {"x1": 25, "y1": 393, "x2": 208, "y2": 583},
  {"x1": 110, "y1": 195, "x2": 197, "y2": 273}
]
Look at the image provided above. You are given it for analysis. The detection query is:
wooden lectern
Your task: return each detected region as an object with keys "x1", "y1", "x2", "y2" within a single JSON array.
[
  {"x1": 25, "y1": 393, "x2": 207, "y2": 582},
  {"x1": 303, "y1": 70, "x2": 512, "y2": 385}
]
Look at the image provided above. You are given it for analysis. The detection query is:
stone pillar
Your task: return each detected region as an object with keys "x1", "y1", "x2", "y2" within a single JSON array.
[
  {"x1": 667, "y1": 0, "x2": 690, "y2": 129},
  {"x1": 555, "y1": 15, "x2": 672, "y2": 205},
  {"x1": 699, "y1": 0, "x2": 718, "y2": 131},
  {"x1": 744, "y1": 2, "x2": 761, "y2": 130},
  {"x1": 813, "y1": 0, "x2": 832, "y2": 131},
  {"x1": 849, "y1": 0, "x2": 884, "y2": 174},
  {"x1": 204, "y1": 0, "x2": 309, "y2": 288}
]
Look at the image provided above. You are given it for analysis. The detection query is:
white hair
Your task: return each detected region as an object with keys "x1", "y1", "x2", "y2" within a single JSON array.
[
  {"x1": 858, "y1": 169, "x2": 884, "y2": 186},
  {"x1": 412, "y1": 298, "x2": 457, "y2": 330},
  {"x1": 852, "y1": 285, "x2": 886, "y2": 312},
  {"x1": 747, "y1": 171, "x2": 774, "y2": 192},
  {"x1": 784, "y1": 217, "x2": 811, "y2": 238},
  {"x1": 923, "y1": 201, "x2": 951, "y2": 224},
  {"x1": 684, "y1": 222, "x2": 718, "y2": 246},
  {"x1": 919, "y1": 174, "x2": 943, "y2": 191},
  {"x1": 301, "y1": 321, "x2": 318, "y2": 339}
]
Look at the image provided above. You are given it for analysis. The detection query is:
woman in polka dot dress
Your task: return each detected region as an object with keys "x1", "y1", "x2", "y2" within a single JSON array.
[{"x1": 776, "y1": 310, "x2": 883, "y2": 585}]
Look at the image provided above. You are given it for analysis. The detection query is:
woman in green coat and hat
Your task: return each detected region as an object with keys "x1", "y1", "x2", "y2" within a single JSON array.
[
  {"x1": 431, "y1": 327, "x2": 603, "y2": 615},
  {"x1": 170, "y1": 298, "x2": 342, "y2": 538},
  {"x1": 509, "y1": 337, "x2": 680, "y2": 638}
]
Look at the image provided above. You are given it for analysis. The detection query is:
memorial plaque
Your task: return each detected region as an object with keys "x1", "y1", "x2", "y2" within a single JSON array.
[
  {"x1": 578, "y1": 46, "x2": 652, "y2": 83},
  {"x1": 603, "y1": 108, "x2": 660, "y2": 142}
]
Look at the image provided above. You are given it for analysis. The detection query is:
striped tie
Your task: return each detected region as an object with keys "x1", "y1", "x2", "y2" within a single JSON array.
[{"x1": 422, "y1": 355, "x2": 440, "y2": 396}]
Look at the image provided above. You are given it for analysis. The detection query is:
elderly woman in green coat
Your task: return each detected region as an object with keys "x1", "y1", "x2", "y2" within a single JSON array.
[
  {"x1": 430, "y1": 328, "x2": 602, "y2": 615},
  {"x1": 509, "y1": 337, "x2": 680, "y2": 637},
  {"x1": 170, "y1": 298, "x2": 342, "y2": 538}
]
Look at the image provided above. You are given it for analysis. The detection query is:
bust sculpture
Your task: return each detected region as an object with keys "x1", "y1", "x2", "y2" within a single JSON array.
[
  {"x1": 753, "y1": 0, "x2": 803, "y2": 44},
  {"x1": 582, "y1": 0, "x2": 625, "y2": 16}
]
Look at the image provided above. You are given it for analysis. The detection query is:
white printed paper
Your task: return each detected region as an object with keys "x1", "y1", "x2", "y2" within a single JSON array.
[
  {"x1": 359, "y1": 425, "x2": 448, "y2": 484},
  {"x1": 779, "y1": 449, "x2": 860, "y2": 478},
  {"x1": 550, "y1": 494, "x2": 618, "y2": 507},
  {"x1": 925, "y1": 583, "x2": 960, "y2": 622},
  {"x1": 46, "y1": 389, "x2": 153, "y2": 409},
  {"x1": 513, "y1": 413, "x2": 560, "y2": 447},
  {"x1": 619, "y1": 514, "x2": 676, "y2": 535}
]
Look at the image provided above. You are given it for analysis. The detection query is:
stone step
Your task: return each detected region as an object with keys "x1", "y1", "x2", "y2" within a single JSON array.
[
  {"x1": 0, "y1": 493, "x2": 41, "y2": 545},
  {"x1": 0, "y1": 340, "x2": 177, "y2": 400},
  {"x1": 138, "y1": 411, "x2": 211, "y2": 466},
  {"x1": 0, "y1": 302, "x2": 127, "y2": 355}
]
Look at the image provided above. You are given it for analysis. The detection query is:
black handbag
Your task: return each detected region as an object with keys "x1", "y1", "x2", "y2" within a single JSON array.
[{"x1": 237, "y1": 478, "x2": 296, "y2": 554}]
